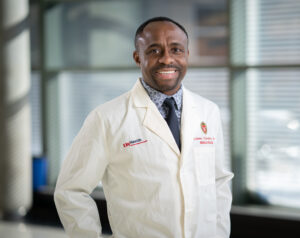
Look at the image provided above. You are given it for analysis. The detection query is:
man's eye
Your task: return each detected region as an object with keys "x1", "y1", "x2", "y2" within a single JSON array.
[
  {"x1": 151, "y1": 49, "x2": 160, "y2": 54},
  {"x1": 172, "y1": 48, "x2": 183, "y2": 53}
]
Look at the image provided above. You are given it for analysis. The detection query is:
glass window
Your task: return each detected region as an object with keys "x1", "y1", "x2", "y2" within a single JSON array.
[
  {"x1": 45, "y1": 0, "x2": 142, "y2": 69},
  {"x1": 30, "y1": 72, "x2": 43, "y2": 156},
  {"x1": 246, "y1": 69, "x2": 300, "y2": 207},
  {"x1": 29, "y1": 1, "x2": 42, "y2": 156},
  {"x1": 231, "y1": 0, "x2": 300, "y2": 208},
  {"x1": 231, "y1": 0, "x2": 300, "y2": 65}
]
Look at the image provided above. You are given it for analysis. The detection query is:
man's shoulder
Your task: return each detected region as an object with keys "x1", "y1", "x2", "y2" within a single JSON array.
[{"x1": 184, "y1": 87, "x2": 219, "y2": 111}]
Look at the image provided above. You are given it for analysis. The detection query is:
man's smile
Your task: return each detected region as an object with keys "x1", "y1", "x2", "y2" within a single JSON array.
[
  {"x1": 154, "y1": 69, "x2": 179, "y2": 80},
  {"x1": 157, "y1": 70, "x2": 177, "y2": 74}
]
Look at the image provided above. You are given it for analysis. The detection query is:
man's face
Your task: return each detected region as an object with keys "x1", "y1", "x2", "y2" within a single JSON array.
[{"x1": 133, "y1": 21, "x2": 189, "y2": 95}]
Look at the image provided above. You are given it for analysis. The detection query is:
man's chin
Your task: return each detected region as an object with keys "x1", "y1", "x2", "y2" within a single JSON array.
[{"x1": 155, "y1": 81, "x2": 181, "y2": 95}]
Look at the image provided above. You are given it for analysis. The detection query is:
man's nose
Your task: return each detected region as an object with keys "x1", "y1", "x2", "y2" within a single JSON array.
[{"x1": 158, "y1": 50, "x2": 174, "y2": 65}]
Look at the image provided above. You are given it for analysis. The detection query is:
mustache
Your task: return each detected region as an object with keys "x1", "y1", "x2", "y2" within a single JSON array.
[{"x1": 153, "y1": 64, "x2": 181, "y2": 71}]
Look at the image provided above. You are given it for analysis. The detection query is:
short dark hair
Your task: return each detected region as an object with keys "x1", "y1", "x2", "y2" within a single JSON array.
[{"x1": 134, "y1": 16, "x2": 189, "y2": 50}]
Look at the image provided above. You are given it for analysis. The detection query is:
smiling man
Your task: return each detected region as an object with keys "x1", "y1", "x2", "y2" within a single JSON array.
[{"x1": 54, "y1": 17, "x2": 234, "y2": 238}]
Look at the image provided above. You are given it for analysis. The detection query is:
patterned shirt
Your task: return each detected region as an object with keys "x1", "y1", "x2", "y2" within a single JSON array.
[{"x1": 140, "y1": 78, "x2": 183, "y2": 124}]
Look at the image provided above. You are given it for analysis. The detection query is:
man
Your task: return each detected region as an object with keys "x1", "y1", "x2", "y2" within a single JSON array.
[{"x1": 54, "y1": 17, "x2": 233, "y2": 238}]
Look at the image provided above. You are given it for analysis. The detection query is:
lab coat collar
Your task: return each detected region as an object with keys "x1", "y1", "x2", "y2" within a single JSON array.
[{"x1": 131, "y1": 79, "x2": 181, "y2": 156}]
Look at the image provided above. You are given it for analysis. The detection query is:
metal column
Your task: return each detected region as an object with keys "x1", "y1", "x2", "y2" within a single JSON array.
[{"x1": 0, "y1": 0, "x2": 32, "y2": 218}]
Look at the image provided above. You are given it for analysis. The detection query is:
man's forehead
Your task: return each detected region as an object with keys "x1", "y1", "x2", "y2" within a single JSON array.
[
  {"x1": 137, "y1": 21, "x2": 187, "y2": 45},
  {"x1": 144, "y1": 21, "x2": 179, "y2": 31}
]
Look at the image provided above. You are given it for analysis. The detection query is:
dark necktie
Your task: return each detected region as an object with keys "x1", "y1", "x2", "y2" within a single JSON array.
[{"x1": 164, "y1": 98, "x2": 181, "y2": 150}]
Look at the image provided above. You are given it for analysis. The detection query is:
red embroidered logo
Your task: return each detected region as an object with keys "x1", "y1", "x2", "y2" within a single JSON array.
[
  {"x1": 201, "y1": 122, "x2": 207, "y2": 134},
  {"x1": 123, "y1": 138, "x2": 148, "y2": 148}
]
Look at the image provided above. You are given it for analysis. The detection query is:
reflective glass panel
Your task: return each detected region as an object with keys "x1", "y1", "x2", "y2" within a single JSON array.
[
  {"x1": 231, "y1": 0, "x2": 300, "y2": 65},
  {"x1": 30, "y1": 72, "x2": 42, "y2": 156},
  {"x1": 246, "y1": 68, "x2": 300, "y2": 207}
]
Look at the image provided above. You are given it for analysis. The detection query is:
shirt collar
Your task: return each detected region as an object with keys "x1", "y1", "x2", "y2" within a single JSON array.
[{"x1": 140, "y1": 78, "x2": 183, "y2": 110}]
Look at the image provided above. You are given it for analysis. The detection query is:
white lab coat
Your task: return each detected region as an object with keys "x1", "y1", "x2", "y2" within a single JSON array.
[{"x1": 54, "y1": 79, "x2": 234, "y2": 238}]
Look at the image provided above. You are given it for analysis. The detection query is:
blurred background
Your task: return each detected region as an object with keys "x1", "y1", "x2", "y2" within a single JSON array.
[{"x1": 0, "y1": 0, "x2": 299, "y2": 237}]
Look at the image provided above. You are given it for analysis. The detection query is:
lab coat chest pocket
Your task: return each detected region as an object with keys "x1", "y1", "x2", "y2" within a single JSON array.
[{"x1": 193, "y1": 146, "x2": 215, "y2": 186}]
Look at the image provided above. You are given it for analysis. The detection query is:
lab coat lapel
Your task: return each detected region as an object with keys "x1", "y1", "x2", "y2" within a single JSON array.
[
  {"x1": 180, "y1": 87, "x2": 199, "y2": 157},
  {"x1": 132, "y1": 80, "x2": 181, "y2": 156}
]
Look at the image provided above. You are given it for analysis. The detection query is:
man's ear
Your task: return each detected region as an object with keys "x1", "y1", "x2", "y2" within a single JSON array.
[{"x1": 133, "y1": 50, "x2": 140, "y2": 66}]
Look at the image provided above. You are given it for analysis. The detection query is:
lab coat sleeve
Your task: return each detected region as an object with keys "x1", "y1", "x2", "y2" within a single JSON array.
[
  {"x1": 54, "y1": 110, "x2": 109, "y2": 238},
  {"x1": 215, "y1": 107, "x2": 234, "y2": 238}
]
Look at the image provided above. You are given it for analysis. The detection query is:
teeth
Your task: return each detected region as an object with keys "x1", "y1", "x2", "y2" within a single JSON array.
[{"x1": 158, "y1": 71, "x2": 176, "y2": 74}]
